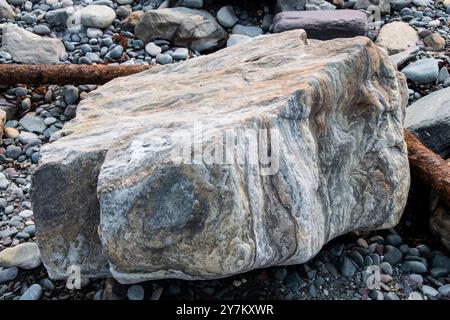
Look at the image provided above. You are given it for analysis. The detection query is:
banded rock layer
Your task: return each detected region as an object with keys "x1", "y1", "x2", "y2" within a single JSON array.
[{"x1": 31, "y1": 30, "x2": 410, "y2": 283}]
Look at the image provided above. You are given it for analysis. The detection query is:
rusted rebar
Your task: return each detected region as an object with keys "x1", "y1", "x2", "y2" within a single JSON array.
[
  {"x1": 0, "y1": 64, "x2": 154, "y2": 85},
  {"x1": 405, "y1": 129, "x2": 450, "y2": 208}
]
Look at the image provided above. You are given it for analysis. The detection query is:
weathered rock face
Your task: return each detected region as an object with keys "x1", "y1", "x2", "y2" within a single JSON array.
[
  {"x1": 134, "y1": 8, "x2": 227, "y2": 53},
  {"x1": 272, "y1": 10, "x2": 368, "y2": 40},
  {"x1": 32, "y1": 30, "x2": 410, "y2": 283},
  {"x1": 1, "y1": 24, "x2": 65, "y2": 64}
]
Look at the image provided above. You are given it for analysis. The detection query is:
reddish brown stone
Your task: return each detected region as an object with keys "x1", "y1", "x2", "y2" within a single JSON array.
[{"x1": 272, "y1": 10, "x2": 368, "y2": 40}]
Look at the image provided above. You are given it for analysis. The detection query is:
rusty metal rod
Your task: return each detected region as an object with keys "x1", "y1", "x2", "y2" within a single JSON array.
[
  {"x1": 0, "y1": 64, "x2": 154, "y2": 85},
  {"x1": 405, "y1": 129, "x2": 450, "y2": 208}
]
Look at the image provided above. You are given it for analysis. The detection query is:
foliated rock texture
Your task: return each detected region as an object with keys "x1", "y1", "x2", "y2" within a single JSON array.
[{"x1": 32, "y1": 30, "x2": 410, "y2": 283}]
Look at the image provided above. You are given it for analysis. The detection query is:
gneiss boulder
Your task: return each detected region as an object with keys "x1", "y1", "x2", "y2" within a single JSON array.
[
  {"x1": 272, "y1": 10, "x2": 368, "y2": 40},
  {"x1": 32, "y1": 30, "x2": 410, "y2": 282},
  {"x1": 134, "y1": 7, "x2": 227, "y2": 53}
]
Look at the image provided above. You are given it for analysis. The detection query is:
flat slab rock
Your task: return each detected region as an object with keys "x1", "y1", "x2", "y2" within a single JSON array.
[
  {"x1": 31, "y1": 30, "x2": 410, "y2": 283},
  {"x1": 272, "y1": 10, "x2": 368, "y2": 40}
]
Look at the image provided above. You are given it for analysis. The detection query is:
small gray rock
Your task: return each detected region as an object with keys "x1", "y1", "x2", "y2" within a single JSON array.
[
  {"x1": 127, "y1": 284, "x2": 145, "y2": 300},
  {"x1": 171, "y1": 48, "x2": 189, "y2": 60},
  {"x1": 384, "y1": 292, "x2": 400, "y2": 300},
  {"x1": 0, "y1": 50, "x2": 12, "y2": 60},
  {"x1": 39, "y1": 278, "x2": 55, "y2": 290},
  {"x1": 108, "y1": 45, "x2": 124, "y2": 60},
  {"x1": 62, "y1": 85, "x2": 79, "y2": 105},
  {"x1": 231, "y1": 24, "x2": 264, "y2": 37},
  {"x1": 33, "y1": 24, "x2": 51, "y2": 35},
  {"x1": 422, "y1": 285, "x2": 439, "y2": 297},
  {"x1": 156, "y1": 53, "x2": 173, "y2": 65},
  {"x1": 430, "y1": 267, "x2": 448, "y2": 278},
  {"x1": 22, "y1": 225, "x2": 35, "y2": 237},
  {"x1": 383, "y1": 245, "x2": 403, "y2": 265},
  {"x1": 401, "y1": 58, "x2": 439, "y2": 84},
  {"x1": 227, "y1": 34, "x2": 252, "y2": 47},
  {"x1": 349, "y1": 250, "x2": 364, "y2": 267},
  {"x1": 0, "y1": 242, "x2": 41, "y2": 269},
  {"x1": 44, "y1": 117, "x2": 57, "y2": 126},
  {"x1": 20, "y1": 284, "x2": 42, "y2": 300},
  {"x1": 0, "y1": 267, "x2": 18, "y2": 284},
  {"x1": 19, "y1": 114, "x2": 46, "y2": 134},
  {"x1": 402, "y1": 261, "x2": 427, "y2": 273},
  {"x1": 408, "y1": 291, "x2": 423, "y2": 300},
  {"x1": 438, "y1": 67, "x2": 449, "y2": 83},
  {"x1": 19, "y1": 132, "x2": 39, "y2": 145},
  {"x1": 380, "y1": 261, "x2": 393, "y2": 275},
  {"x1": 385, "y1": 234, "x2": 402, "y2": 247},
  {"x1": 370, "y1": 289, "x2": 384, "y2": 300},
  {"x1": 431, "y1": 254, "x2": 450, "y2": 271},
  {"x1": 438, "y1": 284, "x2": 450, "y2": 297},
  {"x1": 79, "y1": 56, "x2": 92, "y2": 65},
  {"x1": 216, "y1": 5, "x2": 238, "y2": 28},
  {"x1": 339, "y1": 256, "x2": 357, "y2": 277},
  {"x1": 76, "y1": 5, "x2": 116, "y2": 29},
  {"x1": 5, "y1": 145, "x2": 22, "y2": 159},
  {"x1": 144, "y1": 42, "x2": 161, "y2": 57},
  {"x1": 45, "y1": 8, "x2": 68, "y2": 26},
  {"x1": 86, "y1": 27, "x2": 103, "y2": 39}
]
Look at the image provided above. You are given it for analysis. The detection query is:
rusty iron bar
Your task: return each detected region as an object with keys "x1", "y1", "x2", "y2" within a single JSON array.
[
  {"x1": 404, "y1": 129, "x2": 450, "y2": 208},
  {"x1": 0, "y1": 64, "x2": 154, "y2": 85}
]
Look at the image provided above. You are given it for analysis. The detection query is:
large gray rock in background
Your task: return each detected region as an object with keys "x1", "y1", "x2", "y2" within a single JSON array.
[
  {"x1": 75, "y1": 5, "x2": 116, "y2": 29},
  {"x1": 1, "y1": 24, "x2": 65, "y2": 64},
  {"x1": 32, "y1": 30, "x2": 410, "y2": 283},
  {"x1": 405, "y1": 87, "x2": 450, "y2": 158},
  {"x1": 376, "y1": 22, "x2": 418, "y2": 55},
  {"x1": 272, "y1": 10, "x2": 368, "y2": 40},
  {"x1": 0, "y1": 0, "x2": 15, "y2": 20},
  {"x1": 134, "y1": 7, "x2": 227, "y2": 53}
]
